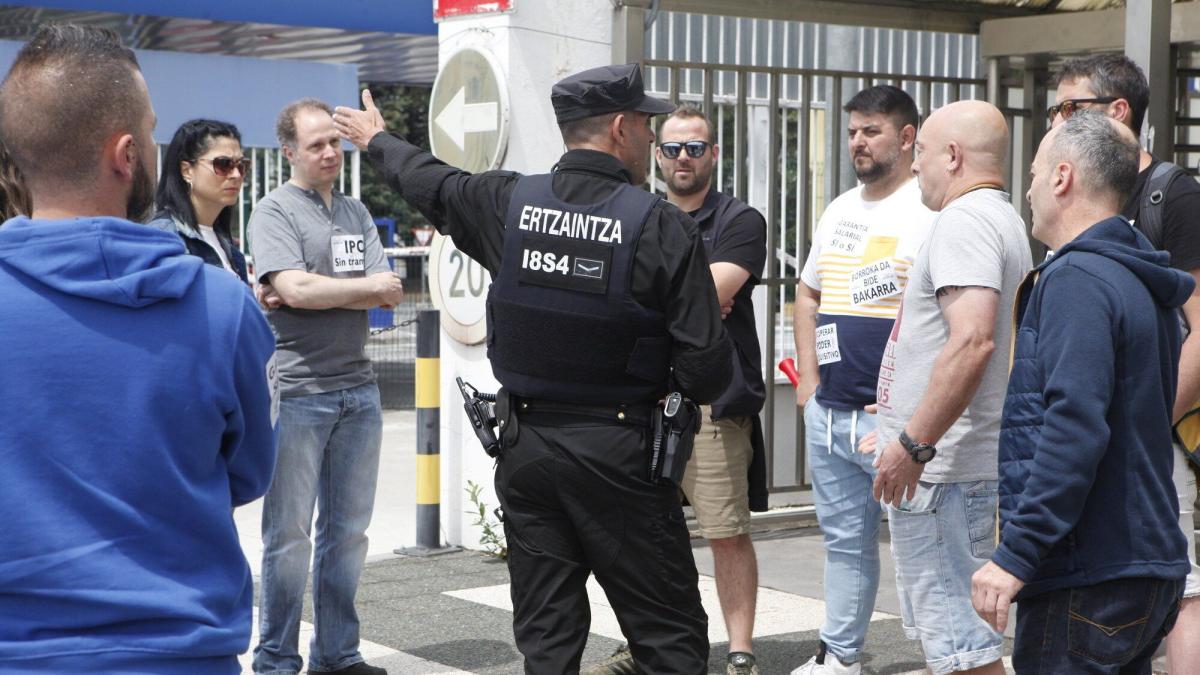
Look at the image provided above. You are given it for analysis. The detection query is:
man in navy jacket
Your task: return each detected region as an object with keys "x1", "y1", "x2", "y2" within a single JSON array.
[{"x1": 971, "y1": 111, "x2": 1193, "y2": 673}]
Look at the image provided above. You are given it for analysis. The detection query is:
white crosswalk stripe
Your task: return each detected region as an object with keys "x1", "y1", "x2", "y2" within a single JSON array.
[
  {"x1": 238, "y1": 608, "x2": 470, "y2": 674},
  {"x1": 445, "y1": 573, "x2": 897, "y2": 645}
]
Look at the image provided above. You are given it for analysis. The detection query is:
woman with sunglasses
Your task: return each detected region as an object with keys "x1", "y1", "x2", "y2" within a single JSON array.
[{"x1": 149, "y1": 119, "x2": 251, "y2": 283}]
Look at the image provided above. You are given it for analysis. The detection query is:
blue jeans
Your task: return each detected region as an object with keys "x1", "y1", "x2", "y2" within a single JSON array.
[
  {"x1": 1013, "y1": 577, "x2": 1182, "y2": 674},
  {"x1": 888, "y1": 480, "x2": 1003, "y2": 675},
  {"x1": 804, "y1": 398, "x2": 880, "y2": 665},
  {"x1": 253, "y1": 383, "x2": 383, "y2": 674}
]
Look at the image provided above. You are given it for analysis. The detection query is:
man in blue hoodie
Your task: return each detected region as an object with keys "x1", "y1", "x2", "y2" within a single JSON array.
[
  {"x1": 0, "y1": 24, "x2": 279, "y2": 674},
  {"x1": 971, "y1": 111, "x2": 1192, "y2": 673}
]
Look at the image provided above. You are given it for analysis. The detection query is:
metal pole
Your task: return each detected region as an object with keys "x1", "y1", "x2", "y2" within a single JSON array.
[
  {"x1": 1126, "y1": 0, "x2": 1172, "y2": 157},
  {"x1": 414, "y1": 309, "x2": 441, "y2": 549}
]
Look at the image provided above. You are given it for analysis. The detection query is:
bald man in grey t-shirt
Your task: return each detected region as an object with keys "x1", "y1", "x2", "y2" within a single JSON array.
[{"x1": 866, "y1": 101, "x2": 1032, "y2": 675}]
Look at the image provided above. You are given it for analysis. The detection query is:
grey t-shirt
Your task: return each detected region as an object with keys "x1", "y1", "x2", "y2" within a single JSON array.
[
  {"x1": 876, "y1": 189, "x2": 1033, "y2": 483},
  {"x1": 249, "y1": 183, "x2": 391, "y2": 397}
]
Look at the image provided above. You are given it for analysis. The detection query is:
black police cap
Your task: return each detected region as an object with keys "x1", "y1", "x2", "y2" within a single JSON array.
[{"x1": 551, "y1": 63, "x2": 675, "y2": 125}]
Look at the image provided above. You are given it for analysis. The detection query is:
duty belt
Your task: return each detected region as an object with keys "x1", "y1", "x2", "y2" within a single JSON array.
[{"x1": 513, "y1": 396, "x2": 654, "y2": 427}]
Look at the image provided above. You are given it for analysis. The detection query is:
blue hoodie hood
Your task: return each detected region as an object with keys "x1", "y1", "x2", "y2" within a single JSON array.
[
  {"x1": 1050, "y1": 216, "x2": 1194, "y2": 310},
  {"x1": 0, "y1": 216, "x2": 201, "y2": 307}
]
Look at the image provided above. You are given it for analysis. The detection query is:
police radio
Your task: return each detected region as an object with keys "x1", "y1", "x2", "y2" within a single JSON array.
[{"x1": 456, "y1": 377, "x2": 501, "y2": 458}]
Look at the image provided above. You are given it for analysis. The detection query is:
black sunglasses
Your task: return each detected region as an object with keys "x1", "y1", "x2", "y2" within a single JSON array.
[
  {"x1": 658, "y1": 140, "x2": 710, "y2": 159},
  {"x1": 1046, "y1": 97, "x2": 1117, "y2": 122},
  {"x1": 195, "y1": 156, "x2": 251, "y2": 177}
]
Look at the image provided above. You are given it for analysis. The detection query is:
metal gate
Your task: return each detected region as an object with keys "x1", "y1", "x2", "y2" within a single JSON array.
[{"x1": 643, "y1": 15, "x2": 987, "y2": 501}]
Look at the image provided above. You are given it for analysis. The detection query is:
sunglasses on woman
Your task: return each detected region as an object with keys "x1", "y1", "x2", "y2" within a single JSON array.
[
  {"x1": 658, "y1": 140, "x2": 710, "y2": 159},
  {"x1": 195, "y1": 156, "x2": 251, "y2": 177}
]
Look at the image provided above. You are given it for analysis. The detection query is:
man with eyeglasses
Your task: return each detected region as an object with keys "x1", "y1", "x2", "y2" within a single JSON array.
[
  {"x1": 249, "y1": 98, "x2": 402, "y2": 675},
  {"x1": 652, "y1": 105, "x2": 767, "y2": 675},
  {"x1": 1052, "y1": 53, "x2": 1200, "y2": 675},
  {"x1": 790, "y1": 85, "x2": 934, "y2": 675}
]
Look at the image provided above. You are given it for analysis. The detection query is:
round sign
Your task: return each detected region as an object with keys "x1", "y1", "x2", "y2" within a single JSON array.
[
  {"x1": 429, "y1": 46, "x2": 509, "y2": 173},
  {"x1": 428, "y1": 232, "x2": 492, "y2": 345}
]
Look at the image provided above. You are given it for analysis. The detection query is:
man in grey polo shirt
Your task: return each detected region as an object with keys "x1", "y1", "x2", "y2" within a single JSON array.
[{"x1": 249, "y1": 98, "x2": 403, "y2": 675}]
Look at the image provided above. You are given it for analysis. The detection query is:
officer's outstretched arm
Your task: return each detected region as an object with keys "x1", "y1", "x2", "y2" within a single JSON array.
[{"x1": 361, "y1": 132, "x2": 517, "y2": 275}]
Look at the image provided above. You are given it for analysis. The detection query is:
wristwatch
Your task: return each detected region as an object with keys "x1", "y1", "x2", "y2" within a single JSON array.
[{"x1": 899, "y1": 429, "x2": 937, "y2": 464}]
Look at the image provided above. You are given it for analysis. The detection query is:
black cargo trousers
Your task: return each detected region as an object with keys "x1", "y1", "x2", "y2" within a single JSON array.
[{"x1": 493, "y1": 402, "x2": 709, "y2": 675}]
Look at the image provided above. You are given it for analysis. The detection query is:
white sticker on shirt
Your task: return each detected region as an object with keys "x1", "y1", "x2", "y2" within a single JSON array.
[
  {"x1": 815, "y1": 324, "x2": 842, "y2": 365},
  {"x1": 331, "y1": 234, "x2": 366, "y2": 273},
  {"x1": 849, "y1": 258, "x2": 902, "y2": 306},
  {"x1": 828, "y1": 219, "x2": 868, "y2": 256},
  {"x1": 266, "y1": 351, "x2": 280, "y2": 426}
]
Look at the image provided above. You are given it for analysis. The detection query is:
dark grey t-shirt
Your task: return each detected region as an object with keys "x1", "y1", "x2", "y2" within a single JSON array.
[{"x1": 249, "y1": 183, "x2": 391, "y2": 397}]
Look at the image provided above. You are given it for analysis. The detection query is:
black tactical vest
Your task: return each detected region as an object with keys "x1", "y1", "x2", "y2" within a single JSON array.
[{"x1": 487, "y1": 173, "x2": 671, "y2": 404}]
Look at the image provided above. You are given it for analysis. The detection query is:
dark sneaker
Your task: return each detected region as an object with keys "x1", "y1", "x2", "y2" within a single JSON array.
[
  {"x1": 727, "y1": 651, "x2": 759, "y2": 675},
  {"x1": 580, "y1": 644, "x2": 644, "y2": 675},
  {"x1": 316, "y1": 662, "x2": 388, "y2": 675}
]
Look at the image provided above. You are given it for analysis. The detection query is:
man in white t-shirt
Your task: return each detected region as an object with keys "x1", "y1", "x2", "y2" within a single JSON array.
[
  {"x1": 791, "y1": 85, "x2": 933, "y2": 675},
  {"x1": 869, "y1": 100, "x2": 1032, "y2": 675}
]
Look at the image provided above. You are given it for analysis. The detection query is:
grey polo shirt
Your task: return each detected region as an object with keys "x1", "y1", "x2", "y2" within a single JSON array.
[{"x1": 248, "y1": 182, "x2": 391, "y2": 397}]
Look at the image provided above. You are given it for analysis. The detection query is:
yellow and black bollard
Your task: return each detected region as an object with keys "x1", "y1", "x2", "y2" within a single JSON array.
[
  {"x1": 397, "y1": 308, "x2": 454, "y2": 555},
  {"x1": 414, "y1": 309, "x2": 441, "y2": 549}
]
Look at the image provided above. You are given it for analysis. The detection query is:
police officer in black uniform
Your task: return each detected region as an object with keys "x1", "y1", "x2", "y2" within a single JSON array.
[{"x1": 334, "y1": 63, "x2": 732, "y2": 675}]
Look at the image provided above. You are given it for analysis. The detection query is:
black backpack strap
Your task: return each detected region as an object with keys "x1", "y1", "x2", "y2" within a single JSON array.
[{"x1": 1138, "y1": 161, "x2": 1189, "y2": 250}]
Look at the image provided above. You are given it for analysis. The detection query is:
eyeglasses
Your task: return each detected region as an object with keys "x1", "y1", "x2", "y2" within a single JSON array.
[
  {"x1": 1046, "y1": 97, "x2": 1117, "y2": 121},
  {"x1": 194, "y1": 156, "x2": 251, "y2": 177},
  {"x1": 658, "y1": 140, "x2": 710, "y2": 159}
]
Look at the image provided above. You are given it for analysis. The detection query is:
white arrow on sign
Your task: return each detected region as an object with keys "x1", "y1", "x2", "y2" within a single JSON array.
[{"x1": 435, "y1": 87, "x2": 498, "y2": 152}]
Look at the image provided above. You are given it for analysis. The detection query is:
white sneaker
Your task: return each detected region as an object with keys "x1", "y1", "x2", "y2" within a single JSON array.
[{"x1": 789, "y1": 642, "x2": 862, "y2": 675}]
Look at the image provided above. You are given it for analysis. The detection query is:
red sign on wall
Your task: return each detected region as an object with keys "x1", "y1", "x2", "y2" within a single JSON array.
[{"x1": 434, "y1": 0, "x2": 513, "y2": 20}]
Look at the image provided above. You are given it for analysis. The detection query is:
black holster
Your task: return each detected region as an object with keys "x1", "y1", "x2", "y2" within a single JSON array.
[
  {"x1": 457, "y1": 378, "x2": 501, "y2": 457},
  {"x1": 649, "y1": 392, "x2": 700, "y2": 486}
]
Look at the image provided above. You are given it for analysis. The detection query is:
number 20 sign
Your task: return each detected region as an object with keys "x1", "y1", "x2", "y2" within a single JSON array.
[{"x1": 428, "y1": 232, "x2": 492, "y2": 345}]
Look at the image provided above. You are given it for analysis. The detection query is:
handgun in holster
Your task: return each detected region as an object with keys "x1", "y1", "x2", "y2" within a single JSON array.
[
  {"x1": 456, "y1": 377, "x2": 501, "y2": 458},
  {"x1": 649, "y1": 391, "x2": 700, "y2": 487}
]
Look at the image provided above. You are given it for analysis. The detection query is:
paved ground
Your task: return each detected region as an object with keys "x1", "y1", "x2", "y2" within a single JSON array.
[{"x1": 233, "y1": 410, "x2": 1173, "y2": 674}]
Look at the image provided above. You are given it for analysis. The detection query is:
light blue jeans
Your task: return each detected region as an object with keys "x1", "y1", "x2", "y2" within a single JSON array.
[
  {"x1": 888, "y1": 479, "x2": 1003, "y2": 675},
  {"x1": 253, "y1": 383, "x2": 383, "y2": 674},
  {"x1": 804, "y1": 398, "x2": 881, "y2": 665}
]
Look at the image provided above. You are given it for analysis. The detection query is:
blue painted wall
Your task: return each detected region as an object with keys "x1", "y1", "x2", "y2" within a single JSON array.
[
  {"x1": 2, "y1": 0, "x2": 436, "y2": 35},
  {"x1": 0, "y1": 41, "x2": 360, "y2": 148}
]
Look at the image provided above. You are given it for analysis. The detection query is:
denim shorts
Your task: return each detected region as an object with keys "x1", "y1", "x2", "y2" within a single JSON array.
[
  {"x1": 1171, "y1": 446, "x2": 1200, "y2": 598},
  {"x1": 887, "y1": 480, "x2": 1004, "y2": 674}
]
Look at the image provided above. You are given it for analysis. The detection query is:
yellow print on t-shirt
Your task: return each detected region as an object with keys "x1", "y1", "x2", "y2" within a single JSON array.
[{"x1": 816, "y1": 235, "x2": 911, "y2": 319}]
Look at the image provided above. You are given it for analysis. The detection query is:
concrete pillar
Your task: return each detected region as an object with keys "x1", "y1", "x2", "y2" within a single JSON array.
[
  {"x1": 1126, "y1": 0, "x2": 1172, "y2": 156},
  {"x1": 986, "y1": 57, "x2": 1001, "y2": 106},
  {"x1": 1017, "y1": 60, "x2": 1048, "y2": 259},
  {"x1": 823, "y1": 25, "x2": 861, "y2": 197},
  {"x1": 434, "y1": 4, "x2": 622, "y2": 549},
  {"x1": 612, "y1": 0, "x2": 650, "y2": 64}
]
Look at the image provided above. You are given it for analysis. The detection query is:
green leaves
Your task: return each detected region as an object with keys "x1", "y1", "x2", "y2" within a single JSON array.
[{"x1": 465, "y1": 479, "x2": 507, "y2": 559}]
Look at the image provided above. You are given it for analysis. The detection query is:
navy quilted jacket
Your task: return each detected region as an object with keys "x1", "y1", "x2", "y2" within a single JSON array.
[{"x1": 994, "y1": 216, "x2": 1192, "y2": 600}]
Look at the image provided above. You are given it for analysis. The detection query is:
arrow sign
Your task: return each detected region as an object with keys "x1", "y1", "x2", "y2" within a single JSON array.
[{"x1": 435, "y1": 87, "x2": 499, "y2": 152}]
